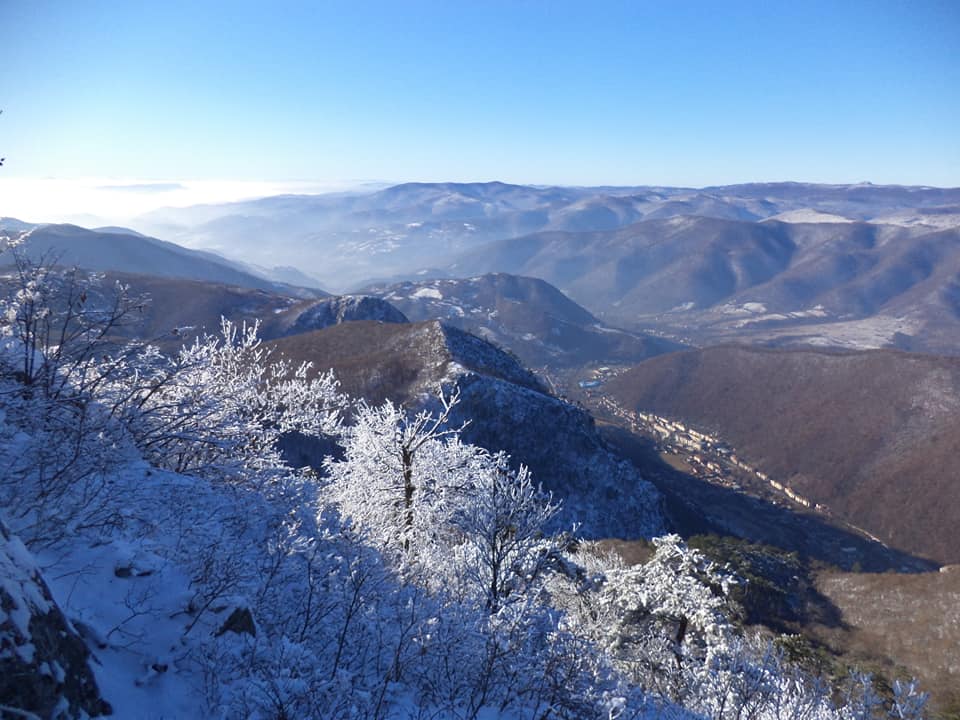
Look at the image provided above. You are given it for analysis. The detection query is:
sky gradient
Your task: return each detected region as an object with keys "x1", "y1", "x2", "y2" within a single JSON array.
[{"x1": 1, "y1": 0, "x2": 958, "y2": 218}]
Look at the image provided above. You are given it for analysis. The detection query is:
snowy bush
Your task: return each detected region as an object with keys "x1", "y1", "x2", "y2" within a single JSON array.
[
  {"x1": 0, "y1": 253, "x2": 148, "y2": 546},
  {"x1": 98, "y1": 317, "x2": 344, "y2": 482}
]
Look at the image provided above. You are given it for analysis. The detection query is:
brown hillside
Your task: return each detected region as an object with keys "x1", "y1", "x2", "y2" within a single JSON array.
[
  {"x1": 815, "y1": 567, "x2": 960, "y2": 716},
  {"x1": 266, "y1": 320, "x2": 666, "y2": 539},
  {"x1": 108, "y1": 273, "x2": 296, "y2": 339},
  {"x1": 605, "y1": 346, "x2": 960, "y2": 564},
  {"x1": 266, "y1": 319, "x2": 544, "y2": 406},
  {"x1": 267, "y1": 321, "x2": 454, "y2": 406}
]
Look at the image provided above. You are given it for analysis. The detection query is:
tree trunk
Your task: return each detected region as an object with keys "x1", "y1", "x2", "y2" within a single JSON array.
[{"x1": 401, "y1": 446, "x2": 414, "y2": 551}]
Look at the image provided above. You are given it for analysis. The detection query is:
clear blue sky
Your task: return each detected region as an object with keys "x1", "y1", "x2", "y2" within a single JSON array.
[{"x1": 2, "y1": 0, "x2": 958, "y2": 187}]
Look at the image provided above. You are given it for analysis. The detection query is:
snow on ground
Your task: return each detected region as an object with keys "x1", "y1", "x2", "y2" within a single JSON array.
[
  {"x1": 592, "y1": 323, "x2": 627, "y2": 334},
  {"x1": 757, "y1": 315, "x2": 919, "y2": 350},
  {"x1": 17, "y1": 463, "x2": 207, "y2": 719},
  {"x1": 411, "y1": 286, "x2": 443, "y2": 300},
  {"x1": 721, "y1": 302, "x2": 768, "y2": 316},
  {"x1": 10, "y1": 422, "x2": 614, "y2": 719},
  {"x1": 732, "y1": 305, "x2": 830, "y2": 326},
  {"x1": 872, "y1": 211, "x2": 960, "y2": 230},
  {"x1": 765, "y1": 209, "x2": 854, "y2": 224}
]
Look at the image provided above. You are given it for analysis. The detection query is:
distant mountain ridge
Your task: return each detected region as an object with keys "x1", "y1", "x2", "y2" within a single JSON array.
[
  {"x1": 0, "y1": 222, "x2": 325, "y2": 298},
  {"x1": 129, "y1": 181, "x2": 960, "y2": 293},
  {"x1": 12, "y1": 179, "x2": 960, "y2": 354},
  {"x1": 448, "y1": 216, "x2": 960, "y2": 354}
]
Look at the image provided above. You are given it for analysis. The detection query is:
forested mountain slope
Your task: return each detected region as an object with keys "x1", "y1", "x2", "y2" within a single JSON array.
[
  {"x1": 449, "y1": 217, "x2": 960, "y2": 353},
  {"x1": 606, "y1": 345, "x2": 960, "y2": 563},
  {"x1": 364, "y1": 272, "x2": 684, "y2": 370}
]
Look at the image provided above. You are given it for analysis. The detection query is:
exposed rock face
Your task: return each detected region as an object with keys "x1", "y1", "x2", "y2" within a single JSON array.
[
  {"x1": 215, "y1": 607, "x2": 257, "y2": 638},
  {"x1": 0, "y1": 520, "x2": 110, "y2": 718},
  {"x1": 438, "y1": 323, "x2": 547, "y2": 394},
  {"x1": 452, "y1": 373, "x2": 665, "y2": 539}
]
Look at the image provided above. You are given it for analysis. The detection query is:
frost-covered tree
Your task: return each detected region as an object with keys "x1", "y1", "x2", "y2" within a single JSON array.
[
  {"x1": 323, "y1": 389, "x2": 467, "y2": 554},
  {"x1": 0, "y1": 253, "x2": 343, "y2": 544},
  {"x1": 566, "y1": 534, "x2": 736, "y2": 703},
  {"x1": 0, "y1": 249, "x2": 146, "y2": 395},
  {"x1": 0, "y1": 252, "x2": 151, "y2": 544},
  {"x1": 324, "y1": 390, "x2": 571, "y2": 613},
  {"x1": 450, "y1": 452, "x2": 563, "y2": 611},
  {"x1": 101, "y1": 318, "x2": 344, "y2": 481},
  {"x1": 555, "y1": 536, "x2": 929, "y2": 720}
]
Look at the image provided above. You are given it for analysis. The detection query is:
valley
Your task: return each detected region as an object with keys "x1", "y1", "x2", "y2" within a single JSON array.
[
  {"x1": 587, "y1": 391, "x2": 936, "y2": 573},
  {"x1": 600, "y1": 345, "x2": 960, "y2": 566},
  {"x1": 565, "y1": 378, "x2": 958, "y2": 716}
]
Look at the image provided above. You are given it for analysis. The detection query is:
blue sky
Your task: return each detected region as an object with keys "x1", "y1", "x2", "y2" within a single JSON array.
[{"x1": 1, "y1": 0, "x2": 958, "y2": 197}]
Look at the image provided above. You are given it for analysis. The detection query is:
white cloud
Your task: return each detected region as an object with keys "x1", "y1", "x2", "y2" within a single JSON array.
[{"x1": 0, "y1": 177, "x2": 370, "y2": 226}]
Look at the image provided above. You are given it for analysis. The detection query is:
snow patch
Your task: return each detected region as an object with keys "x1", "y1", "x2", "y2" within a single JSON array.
[
  {"x1": 411, "y1": 287, "x2": 443, "y2": 300},
  {"x1": 733, "y1": 304, "x2": 831, "y2": 327},
  {"x1": 593, "y1": 323, "x2": 627, "y2": 334},
  {"x1": 766, "y1": 209, "x2": 854, "y2": 224}
]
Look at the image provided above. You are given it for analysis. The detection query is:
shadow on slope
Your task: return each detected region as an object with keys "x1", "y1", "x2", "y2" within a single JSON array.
[{"x1": 599, "y1": 424, "x2": 937, "y2": 574}]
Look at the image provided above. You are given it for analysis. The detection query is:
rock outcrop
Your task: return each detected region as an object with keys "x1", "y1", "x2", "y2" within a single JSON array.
[{"x1": 0, "y1": 520, "x2": 110, "y2": 719}]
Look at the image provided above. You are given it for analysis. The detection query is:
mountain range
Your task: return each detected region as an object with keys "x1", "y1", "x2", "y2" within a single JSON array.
[
  {"x1": 120, "y1": 181, "x2": 960, "y2": 355},
  {"x1": 6, "y1": 184, "x2": 960, "y2": 560},
  {"x1": 448, "y1": 217, "x2": 960, "y2": 354},
  {"x1": 128, "y1": 181, "x2": 960, "y2": 294},
  {"x1": 5, "y1": 181, "x2": 960, "y2": 714}
]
